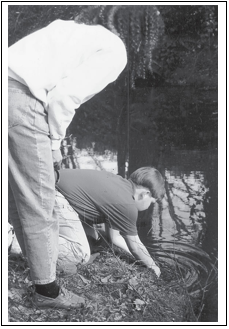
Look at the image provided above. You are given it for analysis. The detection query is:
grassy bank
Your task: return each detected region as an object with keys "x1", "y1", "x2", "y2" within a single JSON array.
[
  {"x1": 8, "y1": 243, "x2": 198, "y2": 323},
  {"x1": 8, "y1": 147, "x2": 200, "y2": 323}
]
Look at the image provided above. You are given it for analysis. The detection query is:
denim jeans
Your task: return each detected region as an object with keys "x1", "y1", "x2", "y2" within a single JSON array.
[
  {"x1": 9, "y1": 190, "x2": 91, "y2": 269},
  {"x1": 8, "y1": 77, "x2": 59, "y2": 284},
  {"x1": 55, "y1": 190, "x2": 90, "y2": 269}
]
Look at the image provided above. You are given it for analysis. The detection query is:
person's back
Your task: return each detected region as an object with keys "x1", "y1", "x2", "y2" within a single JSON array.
[
  {"x1": 55, "y1": 166, "x2": 165, "y2": 278},
  {"x1": 56, "y1": 169, "x2": 138, "y2": 236},
  {"x1": 8, "y1": 17, "x2": 127, "y2": 309},
  {"x1": 9, "y1": 20, "x2": 127, "y2": 107},
  {"x1": 8, "y1": 5, "x2": 164, "y2": 309}
]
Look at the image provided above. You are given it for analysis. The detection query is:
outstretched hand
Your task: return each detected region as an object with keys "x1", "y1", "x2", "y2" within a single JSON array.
[{"x1": 149, "y1": 264, "x2": 161, "y2": 278}]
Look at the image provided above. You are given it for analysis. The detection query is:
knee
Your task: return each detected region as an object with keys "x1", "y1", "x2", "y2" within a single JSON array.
[{"x1": 61, "y1": 238, "x2": 91, "y2": 265}]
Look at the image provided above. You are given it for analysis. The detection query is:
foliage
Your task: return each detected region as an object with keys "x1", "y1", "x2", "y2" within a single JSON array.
[
  {"x1": 8, "y1": 5, "x2": 217, "y2": 88},
  {"x1": 155, "y1": 5, "x2": 218, "y2": 85},
  {"x1": 8, "y1": 247, "x2": 198, "y2": 322},
  {"x1": 73, "y1": 5, "x2": 164, "y2": 88},
  {"x1": 8, "y1": 5, "x2": 164, "y2": 88},
  {"x1": 8, "y1": 5, "x2": 218, "y2": 173}
]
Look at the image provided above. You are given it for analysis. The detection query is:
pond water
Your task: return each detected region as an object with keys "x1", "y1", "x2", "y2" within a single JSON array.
[
  {"x1": 135, "y1": 148, "x2": 218, "y2": 322},
  {"x1": 67, "y1": 83, "x2": 218, "y2": 321},
  {"x1": 62, "y1": 134, "x2": 218, "y2": 322}
]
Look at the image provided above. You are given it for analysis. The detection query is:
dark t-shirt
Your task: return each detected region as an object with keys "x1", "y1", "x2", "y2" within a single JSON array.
[{"x1": 56, "y1": 169, "x2": 138, "y2": 236}]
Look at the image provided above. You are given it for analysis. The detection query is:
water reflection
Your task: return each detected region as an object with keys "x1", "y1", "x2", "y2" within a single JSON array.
[
  {"x1": 137, "y1": 149, "x2": 218, "y2": 320},
  {"x1": 60, "y1": 137, "x2": 218, "y2": 320},
  {"x1": 149, "y1": 170, "x2": 207, "y2": 244}
]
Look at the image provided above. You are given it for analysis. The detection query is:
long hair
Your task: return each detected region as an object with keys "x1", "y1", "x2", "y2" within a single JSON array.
[{"x1": 74, "y1": 5, "x2": 163, "y2": 87}]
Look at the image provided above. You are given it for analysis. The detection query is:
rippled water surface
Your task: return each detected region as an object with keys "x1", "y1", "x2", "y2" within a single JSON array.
[{"x1": 137, "y1": 149, "x2": 218, "y2": 321}]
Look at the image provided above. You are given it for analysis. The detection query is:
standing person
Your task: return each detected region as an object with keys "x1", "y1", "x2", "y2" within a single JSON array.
[
  {"x1": 8, "y1": 5, "x2": 162, "y2": 309},
  {"x1": 55, "y1": 167, "x2": 165, "y2": 278}
]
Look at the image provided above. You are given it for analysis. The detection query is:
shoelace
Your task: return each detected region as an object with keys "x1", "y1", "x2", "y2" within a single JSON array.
[
  {"x1": 59, "y1": 287, "x2": 68, "y2": 297},
  {"x1": 59, "y1": 288, "x2": 79, "y2": 300}
]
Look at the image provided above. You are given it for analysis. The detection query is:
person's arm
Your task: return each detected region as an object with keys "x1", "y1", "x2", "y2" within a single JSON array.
[
  {"x1": 107, "y1": 225, "x2": 132, "y2": 255},
  {"x1": 123, "y1": 234, "x2": 161, "y2": 277},
  {"x1": 47, "y1": 42, "x2": 127, "y2": 150},
  {"x1": 106, "y1": 225, "x2": 160, "y2": 277}
]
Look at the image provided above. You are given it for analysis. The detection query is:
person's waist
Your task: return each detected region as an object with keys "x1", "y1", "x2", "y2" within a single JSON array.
[
  {"x1": 8, "y1": 68, "x2": 28, "y2": 86},
  {"x1": 8, "y1": 76, "x2": 32, "y2": 94},
  {"x1": 8, "y1": 69, "x2": 31, "y2": 94},
  {"x1": 8, "y1": 71, "x2": 48, "y2": 105}
]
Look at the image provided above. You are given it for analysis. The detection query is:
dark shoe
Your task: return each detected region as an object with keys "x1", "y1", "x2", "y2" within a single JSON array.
[
  {"x1": 88, "y1": 236, "x2": 103, "y2": 253},
  {"x1": 85, "y1": 252, "x2": 100, "y2": 265},
  {"x1": 34, "y1": 287, "x2": 85, "y2": 309}
]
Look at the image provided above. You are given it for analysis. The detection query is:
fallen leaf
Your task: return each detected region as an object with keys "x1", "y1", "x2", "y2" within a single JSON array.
[
  {"x1": 78, "y1": 274, "x2": 90, "y2": 284},
  {"x1": 8, "y1": 288, "x2": 24, "y2": 301},
  {"x1": 134, "y1": 298, "x2": 146, "y2": 310},
  {"x1": 114, "y1": 313, "x2": 122, "y2": 321},
  {"x1": 101, "y1": 274, "x2": 112, "y2": 283},
  {"x1": 134, "y1": 298, "x2": 145, "y2": 305},
  {"x1": 128, "y1": 276, "x2": 138, "y2": 287}
]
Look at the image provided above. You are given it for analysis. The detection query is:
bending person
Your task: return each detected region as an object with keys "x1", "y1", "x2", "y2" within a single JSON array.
[
  {"x1": 55, "y1": 167, "x2": 165, "y2": 277},
  {"x1": 8, "y1": 12, "x2": 126, "y2": 310},
  {"x1": 8, "y1": 5, "x2": 162, "y2": 309}
]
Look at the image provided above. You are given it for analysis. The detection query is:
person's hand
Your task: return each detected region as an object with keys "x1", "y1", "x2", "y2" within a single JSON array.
[
  {"x1": 149, "y1": 264, "x2": 161, "y2": 278},
  {"x1": 52, "y1": 149, "x2": 62, "y2": 170}
]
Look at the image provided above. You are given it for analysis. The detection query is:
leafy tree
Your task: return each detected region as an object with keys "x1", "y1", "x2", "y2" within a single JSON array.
[
  {"x1": 155, "y1": 5, "x2": 218, "y2": 85},
  {"x1": 8, "y1": 5, "x2": 218, "y2": 176}
]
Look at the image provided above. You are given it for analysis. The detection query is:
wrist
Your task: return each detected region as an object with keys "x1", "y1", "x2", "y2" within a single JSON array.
[{"x1": 148, "y1": 263, "x2": 157, "y2": 269}]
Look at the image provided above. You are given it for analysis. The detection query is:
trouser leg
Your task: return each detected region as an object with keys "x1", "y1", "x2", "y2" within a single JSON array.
[
  {"x1": 8, "y1": 182, "x2": 26, "y2": 255},
  {"x1": 55, "y1": 190, "x2": 91, "y2": 265},
  {"x1": 8, "y1": 80, "x2": 59, "y2": 284}
]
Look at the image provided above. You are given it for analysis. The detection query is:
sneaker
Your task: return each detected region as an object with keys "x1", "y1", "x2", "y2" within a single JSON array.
[{"x1": 34, "y1": 287, "x2": 85, "y2": 309}]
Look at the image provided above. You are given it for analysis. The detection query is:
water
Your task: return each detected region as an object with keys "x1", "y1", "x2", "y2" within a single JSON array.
[
  {"x1": 64, "y1": 134, "x2": 218, "y2": 321},
  {"x1": 62, "y1": 136, "x2": 218, "y2": 321},
  {"x1": 136, "y1": 148, "x2": 218, "y2": 321},
  {"x1": 67, "y1": 84, "x2": 218, "y2": 321}
]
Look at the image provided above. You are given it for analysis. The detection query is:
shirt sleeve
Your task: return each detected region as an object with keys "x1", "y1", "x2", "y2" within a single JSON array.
[
  {"x1": 47, "y1": 41, "x2": 127, "y2": 150},
  {"x1": 102, "y1": 203, "x2": 138, "y2": 236}
]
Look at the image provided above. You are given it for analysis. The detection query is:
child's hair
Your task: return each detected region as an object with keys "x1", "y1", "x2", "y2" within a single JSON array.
[
  {"x1": 129, "y1": 167, "x2": 165, "y2": 201},
  {"x1": 74, "y1": 5, "x2": 163, "y2": 87}
]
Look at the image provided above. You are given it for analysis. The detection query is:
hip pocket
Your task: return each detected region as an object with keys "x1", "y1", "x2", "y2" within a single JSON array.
[
  {"x1": 8, "y1": 89, "x2": 49, "y2": 135},
  {"x1": 8, "y1": 89, "x2": 31, "y2": 128}
]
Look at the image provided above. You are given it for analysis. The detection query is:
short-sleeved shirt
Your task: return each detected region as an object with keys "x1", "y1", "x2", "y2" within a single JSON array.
[{"x1": 56, "y1": 169, "x2": 138, "y2": 236}]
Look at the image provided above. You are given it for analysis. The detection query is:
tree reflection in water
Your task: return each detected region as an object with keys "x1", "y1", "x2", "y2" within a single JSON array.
[{"x1": 137, "y1": 149, "x2": 218, "y2": 321}]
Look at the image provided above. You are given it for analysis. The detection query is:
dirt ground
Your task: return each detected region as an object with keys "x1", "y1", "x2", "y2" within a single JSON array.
[
  {"x1": 8, "y1": 245, "x2": 198, "y2": 323},
  {"x1": 8, "y1": 150, "x2": 200, "y2": 323}
]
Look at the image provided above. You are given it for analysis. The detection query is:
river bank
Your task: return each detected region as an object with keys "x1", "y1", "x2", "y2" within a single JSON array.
[
  {"x1": 8, "y1": 246, "x2": 199, "y2": 323},
  {"x1": 8, "y1": 147, "x2": 207, "y2": 323}
]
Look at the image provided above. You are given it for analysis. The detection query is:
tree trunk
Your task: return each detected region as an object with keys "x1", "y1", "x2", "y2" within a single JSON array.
[{"x1": 117, "y1": 105, "x2": 128, "y2": 177}]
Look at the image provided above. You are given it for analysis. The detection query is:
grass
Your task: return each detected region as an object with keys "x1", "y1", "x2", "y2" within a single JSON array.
[{"x1": 8, "y1": 243, "x2": 198, "y2": 323}]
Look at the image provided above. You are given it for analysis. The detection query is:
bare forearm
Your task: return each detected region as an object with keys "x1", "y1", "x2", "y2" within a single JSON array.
[
  {"x1": 111, "y1": 234, "x2": 154, "y2": 266},
  {"x1": 111, "y1": 235, "x2": 132, "y2": 255},
  {"x1": 111, "y1": 233, "x2": 156, "y2": 267},
  {"x1": 126, "y1": 238, "x2": 161, "y2": 277},
  {"x1": 107, "y1": 228, "x2": 160, "y2": 277},
  {"x1": 128, "y1": 241, "x2": 156, "y2": 268}
]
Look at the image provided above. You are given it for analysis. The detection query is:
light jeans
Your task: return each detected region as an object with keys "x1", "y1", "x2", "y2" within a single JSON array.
[
  {"x1": 55, "y1": 190, "x2": 91, "y2": 270},
  {"x1": 8, "y1": 77, "x2": 58, "y2": 284}
]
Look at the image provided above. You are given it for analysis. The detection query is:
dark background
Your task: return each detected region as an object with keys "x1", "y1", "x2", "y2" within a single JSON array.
[{"x1": 8, "y1": 5, "x2": 218, "y2": 175}]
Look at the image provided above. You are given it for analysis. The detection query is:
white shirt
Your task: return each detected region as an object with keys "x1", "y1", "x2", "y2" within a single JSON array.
[{"x1": 8, "y1": 20, "x2": 127, "y2": 150}]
